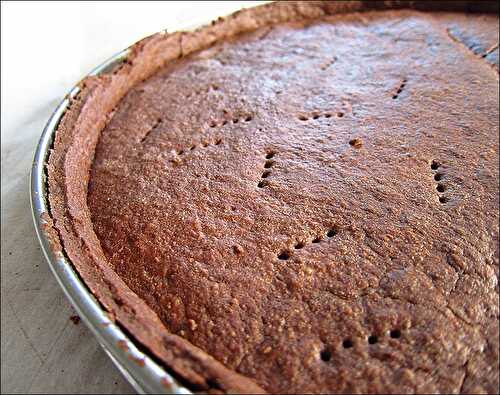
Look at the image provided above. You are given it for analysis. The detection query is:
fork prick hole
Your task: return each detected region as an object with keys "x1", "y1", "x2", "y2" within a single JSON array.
[{"x1": 277, "y1": 251, "x2": 291, "y2": 260}]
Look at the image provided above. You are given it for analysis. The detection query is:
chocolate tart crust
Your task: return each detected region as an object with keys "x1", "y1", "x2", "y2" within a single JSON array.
[{"x1": 47, "y1": 1, "x2": 499, "y2": 393}]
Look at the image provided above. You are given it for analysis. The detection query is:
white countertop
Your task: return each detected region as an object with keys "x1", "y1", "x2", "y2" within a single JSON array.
[{"x1": 0, "y1": 2, "x2": 261, "y2": 393}]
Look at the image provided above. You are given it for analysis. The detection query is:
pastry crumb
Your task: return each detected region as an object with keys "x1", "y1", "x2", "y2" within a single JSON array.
[{"x1": 349, "y1": 138, "x2": 363, "y2": 148}]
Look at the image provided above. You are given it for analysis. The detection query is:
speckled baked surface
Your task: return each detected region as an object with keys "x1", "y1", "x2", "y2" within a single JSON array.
[{"x1": 48, "y1": 1, "x2": 499, "y2": 393}]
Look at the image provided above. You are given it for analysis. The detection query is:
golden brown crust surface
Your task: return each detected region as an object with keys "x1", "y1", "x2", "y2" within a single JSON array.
[{"x1": 48, "y1": 1, "x2": 499, "y2": 393}]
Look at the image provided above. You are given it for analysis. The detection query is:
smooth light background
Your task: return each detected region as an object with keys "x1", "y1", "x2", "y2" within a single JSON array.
[{"x1": 1, "y1": 2, "x2": 262, "y2": 393}]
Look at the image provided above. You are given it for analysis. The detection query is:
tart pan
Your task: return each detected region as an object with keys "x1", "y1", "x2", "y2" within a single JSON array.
[
  {"x1": 31, "y1": 33, "x2": 191, "y2": 395},
  {"x1": 30, "y1": 1, "x2": 497, "y2": 393}
]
